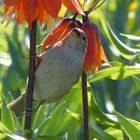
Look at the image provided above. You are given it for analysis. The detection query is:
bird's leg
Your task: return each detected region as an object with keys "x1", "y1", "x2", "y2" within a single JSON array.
[{"x1": 22, "y1": 102, "x2": 43, "y2": 116}]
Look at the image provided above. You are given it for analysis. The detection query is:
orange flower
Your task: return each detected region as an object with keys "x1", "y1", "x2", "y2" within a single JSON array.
[
  {"x1": 4, "y1": 1, "x2": 26, "y2": 25},
  {"x1": 41, "y1": 17, "x2": 82, "y2": 52},
  {"x1": 42, "y1": 15, "x2": 108, "y2": 72},
  {"x1": 82, "y1": 19, "x2": 108, "y2": 72},
  {"x1": 62, "y1": 0, "x2": 85, "y2": 16},
  {"x1": 3, "y1": 0, "x2": 84, "y2": 27},
  {"x1": 3, "y1": 0, "x2": 61, "y2": 26}
]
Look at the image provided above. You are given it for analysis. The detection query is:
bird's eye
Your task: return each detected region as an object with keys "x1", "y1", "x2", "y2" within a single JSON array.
[{"x1": 81, "y1": 35, "x2": 86, "y2": 43}]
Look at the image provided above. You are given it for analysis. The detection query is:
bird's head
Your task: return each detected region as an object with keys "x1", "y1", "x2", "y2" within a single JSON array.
[{"x1": 62, "y1": 28, "x2": 87, "y2": 54}]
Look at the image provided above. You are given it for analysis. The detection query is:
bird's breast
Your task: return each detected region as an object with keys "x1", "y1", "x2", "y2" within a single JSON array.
[{"x1": 33, "y1": 47, "x2": 84, "y2": 103}]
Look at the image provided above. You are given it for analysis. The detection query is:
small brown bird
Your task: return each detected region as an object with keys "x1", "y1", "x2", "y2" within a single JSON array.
[{"x1": 7, "y1": 28, "x2": 87, "y2": 116}]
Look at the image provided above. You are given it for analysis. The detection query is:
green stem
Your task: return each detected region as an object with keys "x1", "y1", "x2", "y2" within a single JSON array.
[
  {"x1": 24, "y1": 20, "x2": 37, "y2": 130},
  {"x1": 86, "y1": 0, "x2": 105, "y2": 15},
  {"x1": 82, "y1": 71, "x2": 89, "y2": 140}
]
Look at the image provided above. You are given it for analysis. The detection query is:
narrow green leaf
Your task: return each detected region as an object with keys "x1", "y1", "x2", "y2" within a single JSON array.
[
  {"x1": 37, "y1": 135, "x2": 65, "y2": 140},
  {"x1": 90, "y1": 124, "x2": 117, "y2": 140},
  {"x1": 114, "y1": 111, "x2": 140, "y2": 140},
  {"x1": 0, "y1": 122, "x2": 12, "y2": 134},
  {"x1": 0, "y1": 51, "x2": 11, "y2": 66},
  {"x1": 36, "y1": 102, "x2": 65, "y2": 135},
  {"x1": 120, "y1": 33, "x2": 140, "y2": 42},
  {"x1": 7, "y1": 133, "x2": 26, "y2": 140},
  {"x1": 32, "y1": 104, "x2": 47, "y2": 130},
  {"x1": 128, "y1": 119, "x2": 140, "y2": 131},
  {"x1": 0, "y1": 133, "x2": 8, "y2": 140},
  {"x1": 105, "y1": 127, "x2": 123, "y2": 140},
  {"x1": 88, "y1": 65, "x2": 140, "y2": 83},
  {"x1": 136, "y1": 101, "x2": 140, "y2": 111},
  {"x1": 131, "y1": 76, "x2": 140, "y2": 91},
  {"x1": 67, "y1": 88, "x2": 119, "y2": 128},
  {"x1": 89, "y1": 91, "x2": 120, "y2": 128},
  {"x1": 67, "y1": 109, "x2": 117, "y2": 139},
  {"x1": 66, "y1": 109, "x2": 82, "y2": 123},
  {"x1": 5, "y1": 34, "x2": 27, "y2": 78},
  {"x1": 1, "y1": 97, "x2": 15, "y2": 131},
  {"x1": 130, "y1": 53, "x2": 140, "y2": 64},
  {"x1": 0, "y1": 122, "x2": 25, "y2": 140},
  {"x1": 99, "y1": 13, "x2": 140, "y2": 59},
  {"x1": 34, "y1": 116, "x2": 52, "y2": 136},
  {"x1": 109, "y1": 66, "x2": 140, "y2": 80}
]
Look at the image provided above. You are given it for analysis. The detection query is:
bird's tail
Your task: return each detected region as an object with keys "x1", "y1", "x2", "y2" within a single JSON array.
[{"x1": 7, "y1": 93, "x2": 26, "y2": 117}]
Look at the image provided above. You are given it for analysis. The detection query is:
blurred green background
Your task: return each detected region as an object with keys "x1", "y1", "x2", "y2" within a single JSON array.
[{"x1": 0, "y1": 0, "x2": 140, "y2": 140}]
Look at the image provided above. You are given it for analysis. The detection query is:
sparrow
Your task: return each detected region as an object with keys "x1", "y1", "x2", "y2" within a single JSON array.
[{"x1": 7, "y1": 28, "x2": 87, "y2": 116}]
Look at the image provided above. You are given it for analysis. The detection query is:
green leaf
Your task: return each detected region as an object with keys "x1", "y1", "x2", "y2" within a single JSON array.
[
  {"x1": 35, "y1": 102, "x2": 65, "y2": 135},
  {"x1": 67, "y1": 109, "x2": 117, "y2": 139},
  {"x1": 0, "y1": 122, "x2": 12, "y2": 134},
  {"x1": 114, "y1": 111, "x2": 140, "y2": 140},
  {"x1": 5, "y1": 34, "x2": 27, "y2": 78},
  {"x1": 120, "y1": 33, "x2": 140, "y2": 42},
  {"x1": 6, "y1": 133, "x2": 26, "y2": 140},
  {"x1": 99, "y1": 13, "x2": 140, "y2": 59},
  {"x1": 136, "y1": 101, "x2": 140, "y2": 111},
  {"x1": 1, "y1": 97, "x2": 15, "y2": 131},
  {"x1": 0, "y1": 133, "x2": 8, "y2": 140},
  {"x1": 130, "y1": 9, "x2": 140, "y2": 33},
  {"x1": 3, "y1": 65, "x2": 21, "y2": 93},
  {"x1": 0, "y1": 122, "x2": 25, "y2": 140},
  {"x1": 105, "y1": 127, "x2": 123, "y2": 140},
  {"x1": 90, "y1": 124, "x2": 117, "y2": 140},
  {"x1": 32, "y1": 104, "x2": 47, "y2": 130},
  {"x1": 128, "y1": 119, "x2": 140, "y2": 131},
  {"x1": 23, "y1": 129, "x2": 33, "y2": 140},
  {"x1": 131, "y1": 76, "x2": 140, "y2": 91},
  {"x1": 0, "y1": 51, "x2": 11, "y2": 66},
  {"x1": 34, "y1": 116, "x2": 52, "y2": 136},
  {"x1": 34, "y1": 88, "x2": 83, "y2": 140},
  {"x1": 66, "y1": 109, "x2": 82, "y2": 123},
  {"x1": 88, "y1": 62, "x2": 140, "y2": 83},
  {"x1": 36, "y1": 135, "x2": 65, "y2": 140},
  {"x1": 89, "y1": 91, "x2": 120, "y2": 128}
]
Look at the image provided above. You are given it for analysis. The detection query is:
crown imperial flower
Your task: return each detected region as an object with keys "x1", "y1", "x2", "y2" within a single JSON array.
[
  {"x1": 3, "y1": 0, "x2": 84, "y2": 27},
  {"x1": 41, "y1": 17, "x2": 82, "y2": 52},
  {"x1": 82, "y1": 16, "x2": 108, "y2": 72}
]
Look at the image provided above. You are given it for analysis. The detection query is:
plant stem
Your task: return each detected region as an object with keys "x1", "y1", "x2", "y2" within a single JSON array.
[
  {"x1": 24, "y1": 20, "x2": 37, "y2": 130},
  {"x1": 82, "y1": 71, "x2": 89, "y2": 140}
]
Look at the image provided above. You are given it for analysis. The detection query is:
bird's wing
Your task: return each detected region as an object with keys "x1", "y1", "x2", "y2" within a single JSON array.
[{"x1": 33, "y1": 44, "x2": 82, "y2": 102}]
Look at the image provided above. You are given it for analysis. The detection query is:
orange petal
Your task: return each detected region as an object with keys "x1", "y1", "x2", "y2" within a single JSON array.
[
  {"x1": 101, "y1": 46, "x2": 109, "y2": 64},
  {"x1": 22, "y1": 0, "x2": 38, "y2": 26},
  {"x1": 42, "y1": 0, "x2": 62, "y2": 18},
  {"x1": 2, "y1": 6, "x2": 15, "y2": 25},
  {"x1": 82, "y1": 21, "x2": 95, "y2": 72},
  {"x1": 62, "y1": 0, "x2": 85, "y2": 16},
  {"x1": 82, "y1": 21, "x2": 102, "y2": 72},
  {"x1": 58, "y1": 21, "x2": 75, "y2": 39},
  {"x1": 41, "y1": 18, "x2": 72, "y2": 52},
  {"x1": 94, "y1": 25, "x2": 109, "y2": 64},
  {"x1": 16, "y1": 2, "x2": 26, "y2": 24},
  {"x1": 37, "y1": 0, "x2": 44, "y2": 25},
  {"x1": 4, "y1": 5, "x2": 10, "y2": 13},
  {"x1": 93, "y1": 24, "x2": 102, "y2": 71},
  {"x1": 4, "y1": 0, "x2": 18, "y2": 5}
]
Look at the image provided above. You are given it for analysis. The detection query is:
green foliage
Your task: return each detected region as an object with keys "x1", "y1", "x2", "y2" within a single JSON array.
[
  {"x1": 114, "y1": 112, "x2": 140, "y2": 140},
  {"x1": 0, "y1": 0, "x2": 140, "y2": 140}
]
